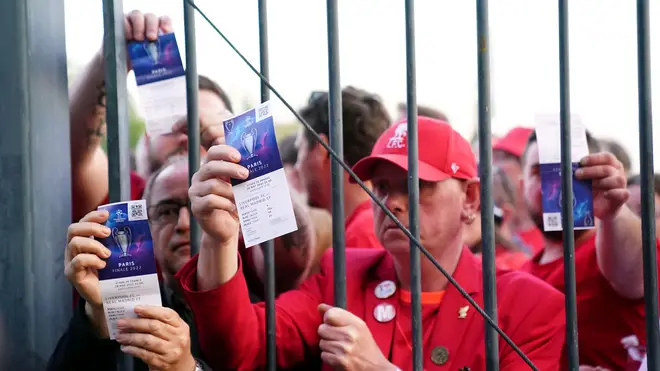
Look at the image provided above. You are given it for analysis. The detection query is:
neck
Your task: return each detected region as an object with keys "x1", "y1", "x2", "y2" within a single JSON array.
[
  {"x1": 392, "y1": 239, "x2": 463, "y2": 292},
  {"x1": 342, "y1": 180, "x2": 372, "y2": 223},
  {"x1": 540, "y1": 228, "x2": 596, "y2": 263}
]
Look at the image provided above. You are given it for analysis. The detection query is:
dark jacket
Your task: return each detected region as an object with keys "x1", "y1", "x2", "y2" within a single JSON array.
[{"x1": 46, "y1": 283, "x2": 210, "y2": 371}]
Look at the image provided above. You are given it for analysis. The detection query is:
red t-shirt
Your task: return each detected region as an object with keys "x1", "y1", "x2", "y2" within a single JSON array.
[
  {"x1": 345, "y1": 200, "x2": 382, "y2": 249},
  {"x1": 517, "y1": 226, "x2": 545, "y2": 254},
  {"x1": 521, "y1": 234, "x2": 654, "y2": 370},
  {"x1": 73, "y1": 171, "x2": 146, "y2": 308},
  {"x1": 391, "y1": 290, "x2": 445, "y2": 370},
  {"x1": 474, "y1": 245, "x2": 530, "y2": 270}
]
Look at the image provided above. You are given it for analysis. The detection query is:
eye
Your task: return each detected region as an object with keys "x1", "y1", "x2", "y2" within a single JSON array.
[{"x1": 373, "y1": 179, "x2": 389, "y2": 195}]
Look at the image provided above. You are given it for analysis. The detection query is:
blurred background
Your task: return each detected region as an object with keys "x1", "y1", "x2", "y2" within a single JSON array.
[{"x1": 65, "y1": 0, "x2": 660, "y2": 171}]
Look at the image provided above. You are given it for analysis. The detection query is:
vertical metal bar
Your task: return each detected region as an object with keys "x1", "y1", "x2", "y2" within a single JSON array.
[
  {"x1": 257, "y1": 1, "x2": 277, "y2": 370},
  {"x1": 0, "y1": 0, "x2": 71, "y2": 367},
  {"x1": 404, "y1": 0, "x2": 422, "y2": 370},
  {"x1": 326, "y1": 0, "x2": 347, "y2": 309},
  {"x1": 636, "y1": 0, "x2": 660, "y2": 369},
  {"x1": 476, "y1": 0, "x2": 499, "y2": 369},
  {"x1": 184, "y1": 0, "x2": 201, "y2": 257},
  {"x1": 558, "y1": 1, "x2": 579, "y2": 369},
  {"x1": 102, "y1": 0, "x2": 133, "y2": 369}
]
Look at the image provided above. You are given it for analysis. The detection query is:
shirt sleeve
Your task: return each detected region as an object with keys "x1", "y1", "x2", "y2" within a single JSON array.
[{"x1": 177, "y1": 253, "x2": 329, "y2": 371}]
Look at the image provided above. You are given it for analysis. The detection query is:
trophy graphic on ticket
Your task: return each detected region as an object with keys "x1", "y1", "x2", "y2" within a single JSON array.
[
  {"x1": 112, "y1": 226, "x2": 133, "y2": 258},
  {"x1": 241, "y1": 128, "x2": 258, "y2": 159},
  {"x1": 144, "y1": 40, "x2": 160, "y2": 64}
]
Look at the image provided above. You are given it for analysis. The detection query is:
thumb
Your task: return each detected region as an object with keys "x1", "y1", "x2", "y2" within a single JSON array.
[{"x1": 318, "y1": 303, "x2": 333, "y2": 315}]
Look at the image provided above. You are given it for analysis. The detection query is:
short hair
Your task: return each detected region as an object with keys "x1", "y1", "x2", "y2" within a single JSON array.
[
  {"x1": 300, "y1": 86, "x2": 391, "y2": 166},
  {"x1": 143, "y1": 155, "x2": 189, "y2": 209},
  {"x1": 199, "y1": 75, "x2": 233, "y2": 113},
  {"x1": 627, "y1": 173, "x2": 660, "y2": 197},
  {"x1": 602, "y1": 139, "x2": 632, "y2": 173},
  {"x1": 398, "y1": 103, "x2": 449, "y2": 122},
  {"x1": 279, "y1": 134, "x2": 298, "y2": 166},
  {"x1": 523, "y1": 129, "x2": 601, "y2": 164}
]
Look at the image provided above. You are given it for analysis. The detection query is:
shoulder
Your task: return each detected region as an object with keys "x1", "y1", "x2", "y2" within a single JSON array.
[
  {"x1": 496, "y1": 269, "x2": 564, "y2": 305},
  {"x1": 318, "y1": 248, "x2": 390, "y2": 277}
]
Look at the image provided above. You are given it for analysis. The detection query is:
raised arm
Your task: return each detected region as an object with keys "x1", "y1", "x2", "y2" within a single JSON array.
[
  {"x1": 69, "y1": 11, "x2": 173, "y2": 220},
  {"x1": 181, "y1": 144, "x2": 325, "y2": 370}
]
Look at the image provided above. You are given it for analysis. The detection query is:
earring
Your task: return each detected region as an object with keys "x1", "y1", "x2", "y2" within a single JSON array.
[{"x1": 467, "y1": 214, "x2": 476, "y2": 223}]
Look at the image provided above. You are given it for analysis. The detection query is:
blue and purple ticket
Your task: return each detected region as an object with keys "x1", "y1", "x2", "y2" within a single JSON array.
[
  {"x1": 97, "y1": 200, "x2": 162, "y2": 339},
  {"x1": 128, "y1": 32, "x2": 187, "y2": 137},
  {"x1": 535, "y1": 114, "x2": 595, "y2": 231},
  {"x1": 223, "y1": 101, "x2": 298, "y2": 247}
]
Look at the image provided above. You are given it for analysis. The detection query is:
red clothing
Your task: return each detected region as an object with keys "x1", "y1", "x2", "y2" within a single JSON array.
[
  {"x1": 474, "y1": 245, "x2": 530, "y2": 270},
  {"x1": 177, "y1": 247, "x2": 566, "y2": 371},
  {"x1": 521, "y1": 235, "x2": 658, "y2": 370},
  {"x1": 345, "y1": 200, "x2": 381, "y2": 249},
  {"x1": 98, "y1": 171, "x2": 146, "y2": 206},
  {"x1": 517, "y1": 226, "x2": 545, "y2": 254}
]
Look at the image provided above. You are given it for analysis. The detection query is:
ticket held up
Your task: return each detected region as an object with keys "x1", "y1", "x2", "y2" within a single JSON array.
[
  {"x1": 223, "y1": 101, "x2": 298, "y2": 247},
  {"x1": 128, "y1": 33, "x2": 187, "y2": 137},
  {"x1": 97, "y1": 200, "x2": 162, "y2": 339},
  {"x1": 535, "y1": 114, "x2": 595, "y2": 232}
]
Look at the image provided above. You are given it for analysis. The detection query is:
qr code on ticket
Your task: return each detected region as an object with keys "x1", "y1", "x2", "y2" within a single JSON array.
[
  {"x1": 130, "y1": 202, "x2": 146, "y2": 220},
  {"x1": 544, "y1": 213, "x2": 562, "y2": 231}
]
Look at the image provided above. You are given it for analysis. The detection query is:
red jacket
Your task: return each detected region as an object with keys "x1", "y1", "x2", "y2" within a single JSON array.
[{"x1": 177, "y1": 248, "x2": 566, "y2": 371}]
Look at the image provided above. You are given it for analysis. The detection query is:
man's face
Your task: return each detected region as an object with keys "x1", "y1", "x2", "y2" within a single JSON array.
[
  {"x1": 148, "y1": 161, "x2": 192, "y2": 281},
  {"x1": 294, "y1": 129, "x2": 330, "y2": 209},
  {"x1": 147, "y1": 89, "x2": 229, "y2": 176},
  {"x1": 626, "y1": 184, "x2": 660, "y2": 232},
  {"x1": 370, "y1": 161, "x2": 468, "y2": 256}
]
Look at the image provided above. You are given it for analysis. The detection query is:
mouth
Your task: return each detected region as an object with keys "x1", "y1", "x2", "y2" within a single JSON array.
[{"x1": 170, "y1": 242, "x2": 191, "y2": 253}]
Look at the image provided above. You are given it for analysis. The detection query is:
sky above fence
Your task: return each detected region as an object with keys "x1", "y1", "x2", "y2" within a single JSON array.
[{"x1": 64, "y1": 0, "x2": 660, "y2": 173}]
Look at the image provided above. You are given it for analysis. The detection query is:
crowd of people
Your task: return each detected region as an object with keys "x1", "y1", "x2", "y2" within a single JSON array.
[{"x1": 45, "y1": 10, "x2": 660, "y2": 371}]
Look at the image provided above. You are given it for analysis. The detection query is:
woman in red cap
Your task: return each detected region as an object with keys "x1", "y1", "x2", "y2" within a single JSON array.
[{"x1": 176, "y1": 117, "x2": 566, "y2": 371}]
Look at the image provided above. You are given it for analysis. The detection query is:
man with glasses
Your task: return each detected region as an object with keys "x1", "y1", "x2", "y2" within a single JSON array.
[{"x1": 48, "y1": 155, "x2": 317, "y2": 371}]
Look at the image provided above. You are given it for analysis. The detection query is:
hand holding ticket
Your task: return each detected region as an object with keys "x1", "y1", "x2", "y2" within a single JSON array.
[
  {"x1": 95, "y1": 200, "x2": 163, "y2": 339},
  {"x1": 128, "y1": 32, "x2": 187, "y2": 137},
  {"x1": 222, "y1": 101, "x2": 298, "y2": 247},
  {"x1": 535, "y1": 114, "x2": 595, "y2": 231}
]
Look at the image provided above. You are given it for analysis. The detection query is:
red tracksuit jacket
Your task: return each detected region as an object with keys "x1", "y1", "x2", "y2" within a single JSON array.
[{"x1": 177, "y1": 248, "x2": 566, "y2": 371}]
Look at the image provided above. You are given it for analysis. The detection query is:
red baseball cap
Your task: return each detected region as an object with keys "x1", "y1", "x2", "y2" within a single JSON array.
[
  {"x1": 351, "y1": 116, "x2": 477, "y2": 183},
  {"x1": 492, "y1": 127, "x2": 534, "y2": 158}
]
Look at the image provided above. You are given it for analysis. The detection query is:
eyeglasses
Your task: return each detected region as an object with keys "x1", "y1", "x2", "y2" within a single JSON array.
[{"x1": 148, "y1": 199, "x2": 189, "y2": 226}]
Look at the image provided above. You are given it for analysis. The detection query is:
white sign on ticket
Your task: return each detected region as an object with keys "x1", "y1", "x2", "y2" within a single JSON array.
[
  {"x1": 97, "y1": 200, "x2": 162, "y2": 339},
  {"x1": 223, "y1": 101, "x2": 298, "y2": 247},
  {"x1": 128, "y1": 33, "x2": 187, "y2": 136}
]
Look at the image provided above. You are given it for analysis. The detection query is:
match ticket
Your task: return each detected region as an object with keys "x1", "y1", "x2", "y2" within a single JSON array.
[
  {"x1": 535, "y1": 114, "x2": 595, "y2": 232},
  {"x1": 128, "y1": 32, "x2": 187, "y2": 136},
  {"x1": 223, "y1": 101, "x2": 298, "y2": 247},
  {"x1": 97, "y1": 200, "x2": 162, "y2": 339}
]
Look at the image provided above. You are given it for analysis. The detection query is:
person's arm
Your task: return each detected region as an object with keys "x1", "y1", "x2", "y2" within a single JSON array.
[
  {"x1": 46, "y1": 299, "x2": 118, "y2": 371},
  {"x1": 69, "y1": 50, "x2": 110, "y2": 221},
  {"x1": 177, "y1": 249, "x2": 328, "y2": 371},
  {"x1": 596, "y1": 206, "x2": 647, "y2": 299}
]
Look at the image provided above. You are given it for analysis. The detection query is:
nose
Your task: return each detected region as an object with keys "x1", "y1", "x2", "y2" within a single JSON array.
[
  {"x1": 176, "y1": 205, "x2": 190, "y2": 233},
  {"x1": 383, "y1": 190, "x2": 407, "y2": 215}
]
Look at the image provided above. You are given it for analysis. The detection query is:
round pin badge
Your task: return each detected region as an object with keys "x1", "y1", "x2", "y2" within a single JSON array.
[
  {"x1": 374, "y1": 280, "x2": 396, "y2": 299},
  {"x1": 431, "y1": 346, "x2": 449, "y2": 365},
  {"x1": 373, "y1": 303, "x2": 396, "y2": 323}
]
